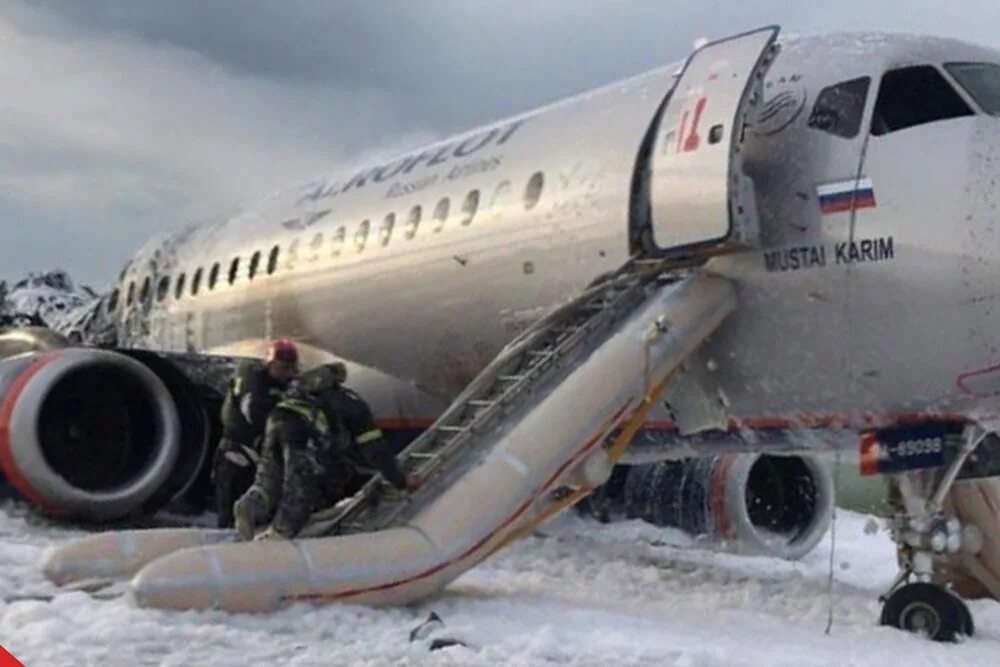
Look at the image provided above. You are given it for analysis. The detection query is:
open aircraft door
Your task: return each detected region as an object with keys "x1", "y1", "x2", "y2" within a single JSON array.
[{"x1": 648, "y1": 26, "x2": 780, "y2": 255}]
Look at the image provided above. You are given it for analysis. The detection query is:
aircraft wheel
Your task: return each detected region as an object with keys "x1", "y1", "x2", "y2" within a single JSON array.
[{"x1": 880, "y1": 582, "x2": 974, "y2": 642}]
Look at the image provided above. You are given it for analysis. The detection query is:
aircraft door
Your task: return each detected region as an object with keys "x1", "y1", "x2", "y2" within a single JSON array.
[{"x1": 648, "y1": 26, "x2": 780, "y2": 255}]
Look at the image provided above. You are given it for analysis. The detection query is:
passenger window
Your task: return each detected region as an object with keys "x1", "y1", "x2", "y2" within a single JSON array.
[
  {"x1": 355, "y1": 220, "x2": 370, "y2": 251},
  {"x1": 524, "y1": 172, "x2": 545, "y2": 210},
  {"x1": 808, "y1": 77, "x2": 870, "y2": 139},
  {"x1": 156, "y1": 276, "x2": 170, "y2": 303},
  {"x1": 872, "y1": 66, "x2": 973, "y2": 136},
  {"x1": 379, "y1": 214, "x2": 395, "y2": 247},
  {"x1": 108, "y1": 289, "x2": 120, "y2": 313},
  {"x1": 309, "y1": 232, "x2": 324, "y2": 261},
  {"x1": 126, "y1": 282, "x2": 135, "y2": 306},
  {"x1": 331, "y1": 226, "x2": 345, "y2": 256},
  {"x1": 461, "y1": 190, "x2": 480, "y2": 226},
  {"x1": 405, "y1": 206, "x2": 422, "y2": 239},
  {"x1": 228, "y1": 258, "x2": 240, "y2": 285},
  {"x1": 140, "y1": 277, "x2": 151, "y2": 304},
  {"x1": 191, "y1": 268, "x2": 203, "y2": 296},
  {"x1": 248, "y1": 252, "x2": 261, "y2": 280},
  {"x1": 174, "y1": 273, "x2": 186, "y2": 299},
  {"x1": 209, "y1": 263, "x2": 220, "y2": 290},
  {"x1": 433, "y1": 198, "x2": 450, "y2": 233},
  {"x1": 267, "y1": 246, "x2": 280, "y2": 275}
]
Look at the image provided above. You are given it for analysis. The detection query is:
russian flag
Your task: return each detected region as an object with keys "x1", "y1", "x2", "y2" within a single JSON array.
[{"x1": 817, "y1": 177, "x2": 876, "y2": 215}]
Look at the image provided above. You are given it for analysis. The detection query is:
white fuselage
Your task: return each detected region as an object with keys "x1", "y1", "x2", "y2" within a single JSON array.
[{"x1": 102, "y1": 32, "x2": 1000, "y2": 437}]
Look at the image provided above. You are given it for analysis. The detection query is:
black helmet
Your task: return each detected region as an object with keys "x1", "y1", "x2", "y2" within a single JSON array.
[
  {"x1": 296, "y1": 362, "x2": 347, "y2": 393},
  {"x1": 327, "y1": 361, "x2": 347, "y2": 385}
]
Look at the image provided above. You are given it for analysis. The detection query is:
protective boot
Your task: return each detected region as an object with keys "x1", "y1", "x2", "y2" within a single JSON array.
[
  {"x1": 233, "y1": 487, "x2": 270, "y2": 541},
  {"x1": 213, "y1": 439, "x2": 257, "y2": 528}
]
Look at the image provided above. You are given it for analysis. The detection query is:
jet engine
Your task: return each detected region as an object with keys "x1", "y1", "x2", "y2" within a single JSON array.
[
  {"x1": 579, "y1": 453, "x2": 834, "y2": 560},
  {"x1": 0, "y1": 347, "x2": 218, "y2": 522}
]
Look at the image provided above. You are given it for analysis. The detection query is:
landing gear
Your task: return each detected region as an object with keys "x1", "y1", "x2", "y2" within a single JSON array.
[
  {"x1": 880, "y1": 582, "x2": 974, "y2": 641},
  {"x1": 881, "y1": 423, "x2": 989, "y2": 642}
]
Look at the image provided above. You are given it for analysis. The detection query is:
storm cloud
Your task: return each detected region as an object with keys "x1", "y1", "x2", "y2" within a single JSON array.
[{"x1": 1, "y1": 1, "x2": 998, "y2": 287}]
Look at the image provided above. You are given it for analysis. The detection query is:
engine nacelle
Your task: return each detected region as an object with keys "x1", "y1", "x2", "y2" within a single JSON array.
[
  {"x1": 0, "y1": 326, "x2": 70, "y2": 358},
  {"x1": 580, "y1": 453, "x2": 834, "y2": 560},
  {"x1": 0, "y1": 348, "x2": 212, "y2": 521}
]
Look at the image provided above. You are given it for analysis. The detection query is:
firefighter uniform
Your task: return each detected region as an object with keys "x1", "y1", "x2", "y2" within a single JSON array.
[
  {"x1": 332, "y1": 386, "x2": 408, "y2": 489},
  {"x1": 233, "y1": 363, "x2": 410, "y2": 540},
  {"x1": 214, "y1": 361, "x2": 289, "y2": 527}
]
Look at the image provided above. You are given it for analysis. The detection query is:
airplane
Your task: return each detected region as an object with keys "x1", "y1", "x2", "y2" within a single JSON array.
[{"x1": 2, "y1": 25, "x2": 1000, "y2": 640}]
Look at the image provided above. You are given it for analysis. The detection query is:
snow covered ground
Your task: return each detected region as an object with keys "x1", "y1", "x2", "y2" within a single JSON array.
[{"x1": 1, "y1": 504, "x2": 999, "y2": 666}]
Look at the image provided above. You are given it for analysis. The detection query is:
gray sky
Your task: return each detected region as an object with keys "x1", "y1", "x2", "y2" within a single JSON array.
[{"x1": 2, "y1": 1, "x2": 999, "y2": 288}]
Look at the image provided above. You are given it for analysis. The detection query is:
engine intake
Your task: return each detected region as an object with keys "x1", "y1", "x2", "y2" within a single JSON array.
[
  {"x1": 581, "y1": 453, "x2": 834, "y2": 560},
  {"x1": 0, "y1": 349, "x2": 184, "y2": 521}
]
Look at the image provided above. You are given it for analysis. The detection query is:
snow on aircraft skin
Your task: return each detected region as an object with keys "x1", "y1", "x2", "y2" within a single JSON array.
[{"x1": 100, "y1": 31, "x2": 1000, "y2": 446}]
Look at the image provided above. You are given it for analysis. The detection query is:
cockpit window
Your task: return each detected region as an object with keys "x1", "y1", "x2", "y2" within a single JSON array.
[
  {"x1": 945, "y1": 62, "x2": 1000, "y2": 116},
  {"x1": 871, "y1": 65, "x2": 973, "y2": 136},
  {"x1": 808, "y1": 77, "x2": 870, "y2": 139}
]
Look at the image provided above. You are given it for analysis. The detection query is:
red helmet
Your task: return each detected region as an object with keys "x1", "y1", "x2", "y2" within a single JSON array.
[{"x1": 265, "y1": 338, "x2": 299, "y2": 365}]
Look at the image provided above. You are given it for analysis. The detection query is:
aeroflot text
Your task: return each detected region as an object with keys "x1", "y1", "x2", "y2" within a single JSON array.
[{"x1": 299, "y1": 120, "x2": 526, "y2": 204}]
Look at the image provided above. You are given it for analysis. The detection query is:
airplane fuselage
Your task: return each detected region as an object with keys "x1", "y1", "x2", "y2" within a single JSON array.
[{"x1": 101, "y1": 32, "x2": 1000, "y2": 438}]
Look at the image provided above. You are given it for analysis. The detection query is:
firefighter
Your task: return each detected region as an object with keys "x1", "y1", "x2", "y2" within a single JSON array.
[
  {"x1": 213, "y1": 338, "x2": 299, "y2": 528},
  {"x1": 233, "y1": 362, "x2": 420, "y2": 541}
]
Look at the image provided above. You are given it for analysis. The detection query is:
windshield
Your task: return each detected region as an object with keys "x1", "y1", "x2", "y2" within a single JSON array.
[{"x1": 945, "y1": 62, "x2": 1000, "y2": 115}]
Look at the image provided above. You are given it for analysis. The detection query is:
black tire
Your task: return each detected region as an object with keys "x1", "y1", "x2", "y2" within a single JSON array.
[
  {"x1": 576, "y1": 489, "x2": 611, "y2": 523},
  {"x1": 623, "y1": 464, "x2": 658, "y2": 520},
  {"x1": 957, "y1": 593, "x2": 976, "y2": 638},
  {"x1": 880, "y1": 582, "x2": 974, "y2": 642},
  {"x1": 575, "y1": 466, "x2": 630, "y2": 523},
  {"x1": 648, "y1": 461, "x2": 687, "y2": 528}
]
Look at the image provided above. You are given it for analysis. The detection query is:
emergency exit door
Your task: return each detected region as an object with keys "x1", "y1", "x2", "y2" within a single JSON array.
[{"x1": 649, "y1": 26, "x2": 780, "y2": 254}]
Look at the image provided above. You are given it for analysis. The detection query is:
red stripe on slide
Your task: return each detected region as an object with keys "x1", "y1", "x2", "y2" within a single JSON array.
[{"x1": 0, "y1": 352, "x2": 59, "y2": 512}]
